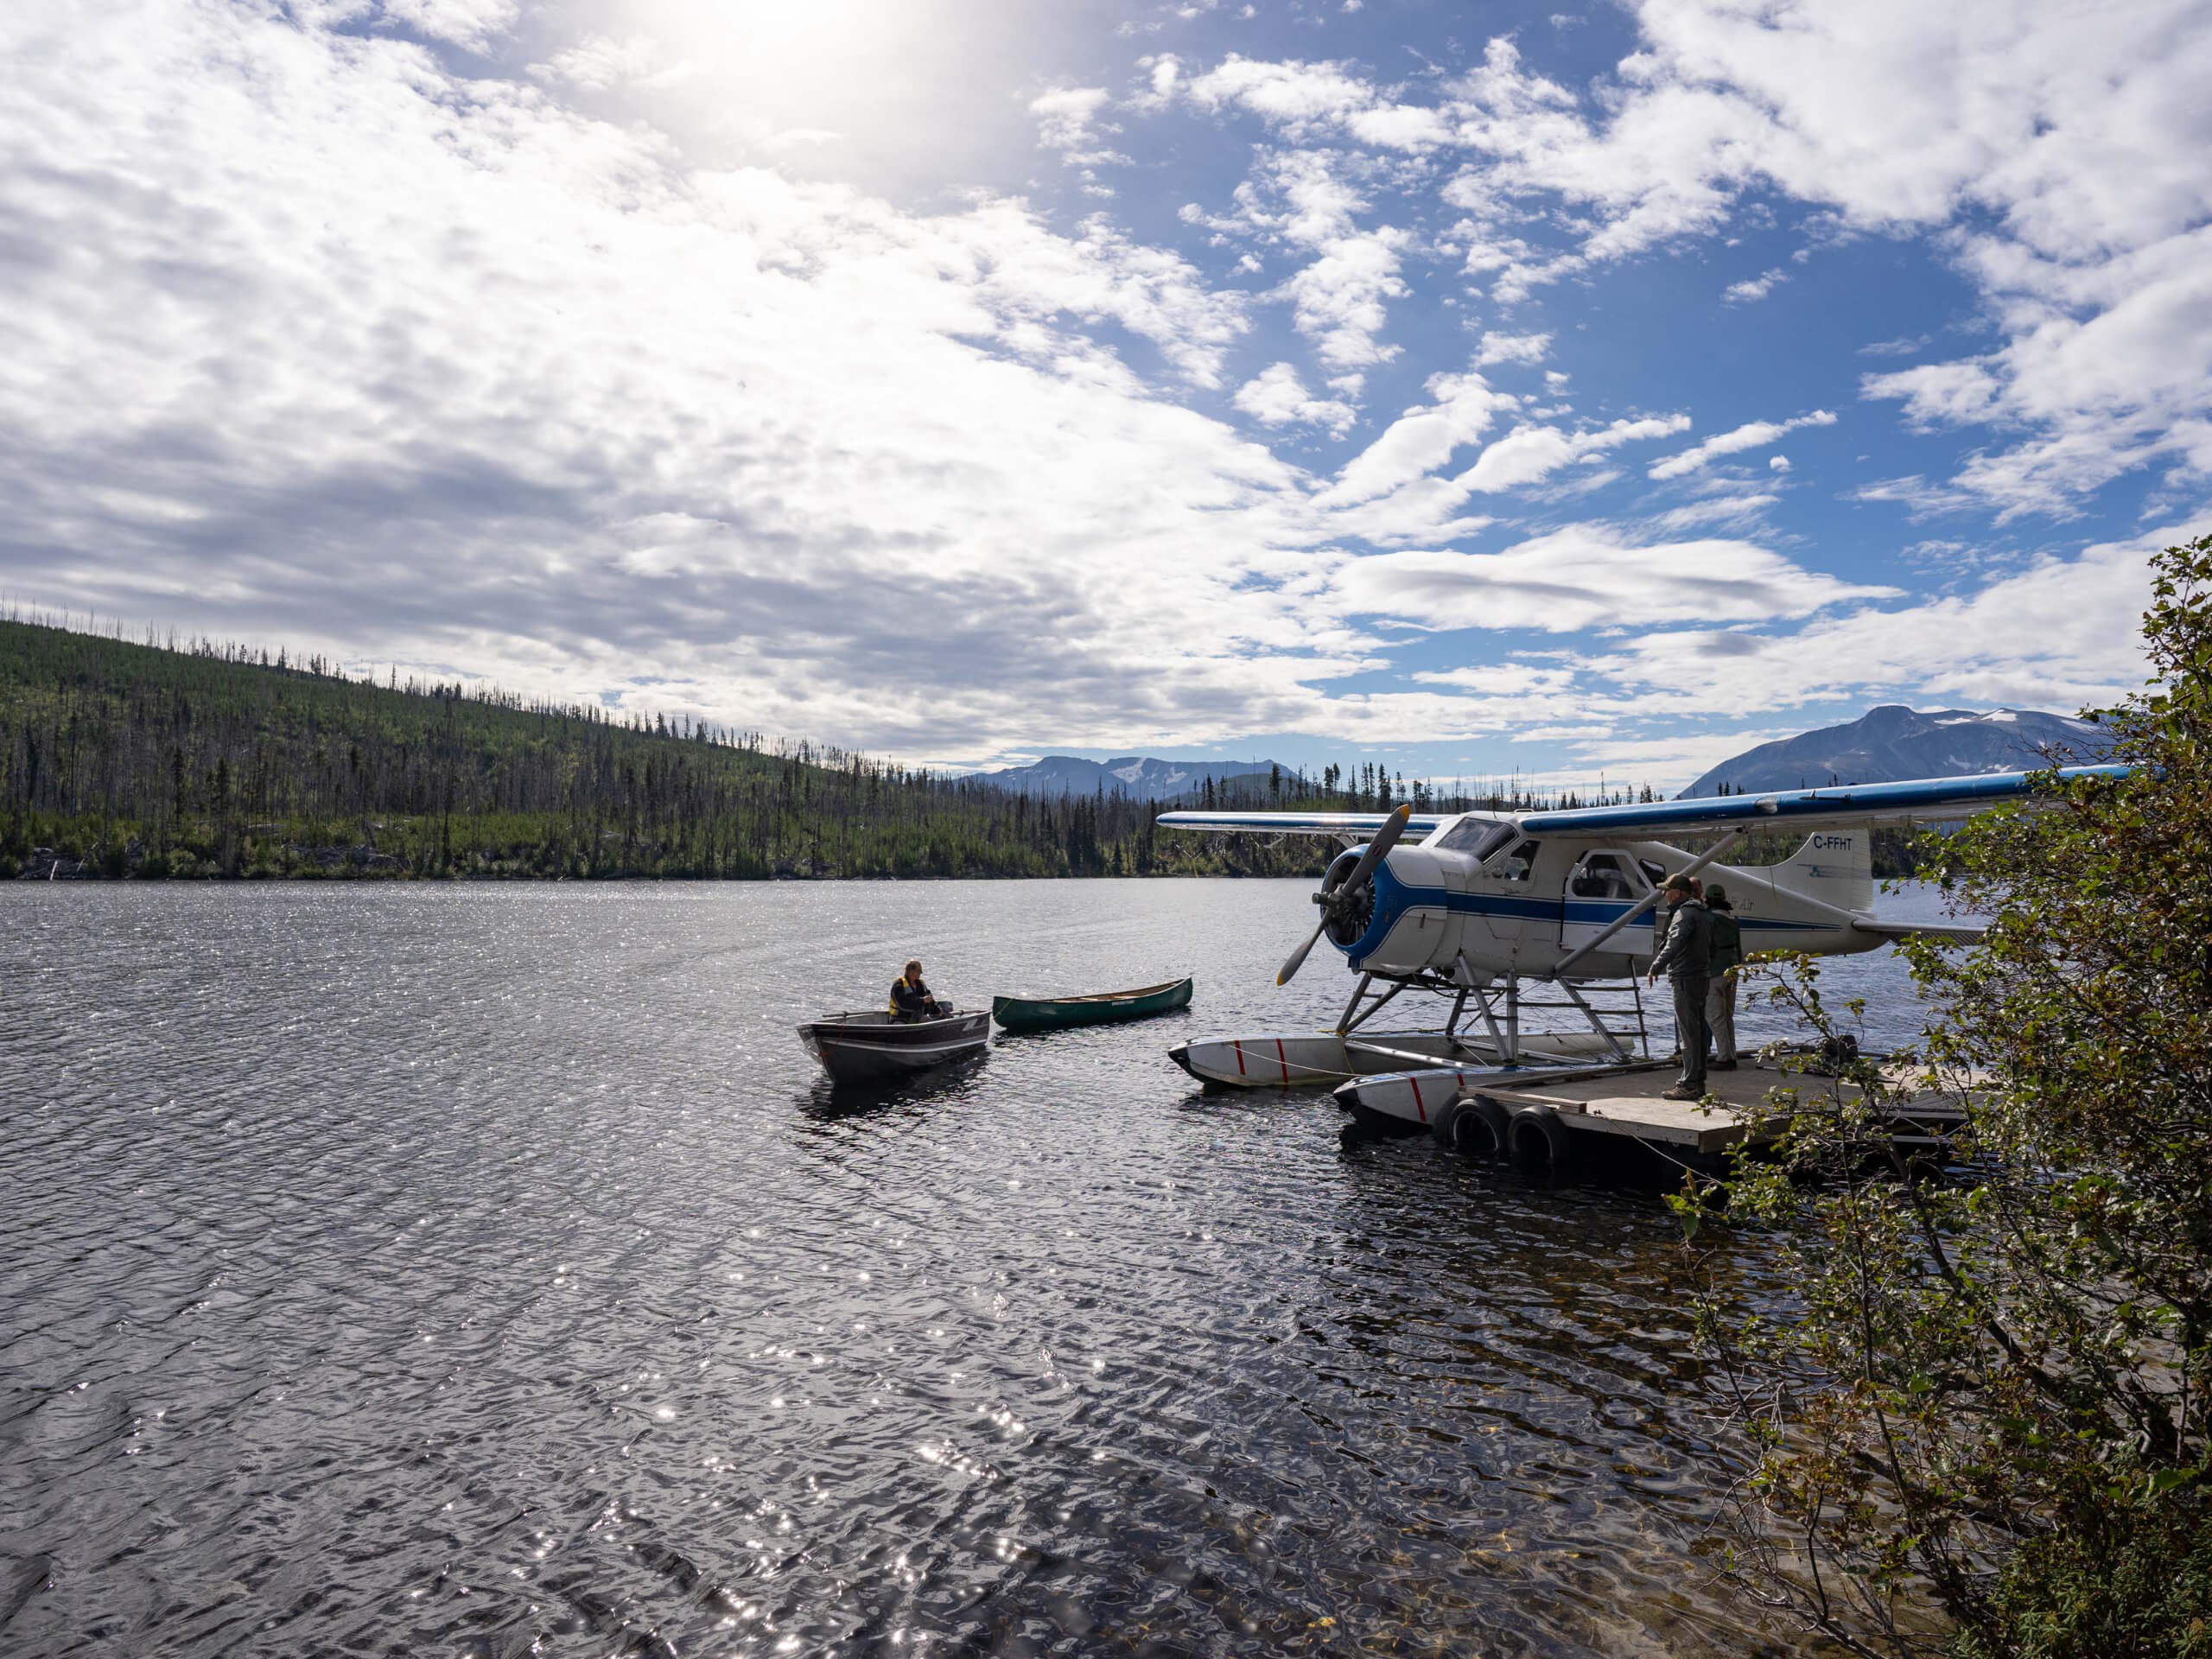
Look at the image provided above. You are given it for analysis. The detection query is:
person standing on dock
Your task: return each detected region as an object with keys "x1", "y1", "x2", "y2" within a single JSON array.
[
  {"x1": 1646, "y1": 875, "x2": 1713, "y2": 1101},
  {"x1": 889, "y1": 960, "x2": 944, "y2": 1022},
  {"x1": 1703, "y1": 885, "x2": 1742, "y2": 1071}
]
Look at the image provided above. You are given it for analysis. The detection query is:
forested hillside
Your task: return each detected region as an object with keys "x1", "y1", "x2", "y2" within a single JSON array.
[{"x1": 0, "y1": 619, "x2": 1529, "y2": 880}]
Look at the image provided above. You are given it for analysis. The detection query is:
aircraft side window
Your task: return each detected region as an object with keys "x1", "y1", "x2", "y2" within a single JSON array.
[
  {"x1": 1571, "y1": 853, "x2": 1635, "y2": 900},
  {"x1": 1493, "y1": 839, "x2": 1540, "y2": 881},
  {"x1": 1639, "y1": 859, "x2": 1669, "y2": 889}
]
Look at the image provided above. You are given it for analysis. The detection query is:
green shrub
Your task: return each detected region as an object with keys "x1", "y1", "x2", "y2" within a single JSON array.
[
  {"x1": 1681, "y1": 534, "x2": 2212, "y2": 1658},
  {"x1": 1961, "y1": 1489, "x2": 2212, "y2": 1659}
]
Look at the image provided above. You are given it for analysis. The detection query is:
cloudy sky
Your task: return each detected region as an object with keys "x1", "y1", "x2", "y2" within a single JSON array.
[{"x1": 3, "y1": 0, "x2": 2208, "y2": 787}]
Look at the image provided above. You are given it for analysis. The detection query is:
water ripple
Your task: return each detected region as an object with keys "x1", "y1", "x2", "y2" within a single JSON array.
[{"x1": 0, "y1": 881, "x2": 1912, "y2": 1656}]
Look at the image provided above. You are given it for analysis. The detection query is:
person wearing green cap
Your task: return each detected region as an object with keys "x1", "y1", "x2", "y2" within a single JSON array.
[{"x1": 1703, "y1": 884, "x2": 1742, "y2": 1070}]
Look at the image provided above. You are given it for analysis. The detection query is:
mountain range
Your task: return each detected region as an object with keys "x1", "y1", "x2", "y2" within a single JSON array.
[
  {"x1": 979, "y1": 754, "x2": 1286, "y2": 799},
  {"x1": 1681, "y1": 705, "x2": 2114, "y2": 798}
]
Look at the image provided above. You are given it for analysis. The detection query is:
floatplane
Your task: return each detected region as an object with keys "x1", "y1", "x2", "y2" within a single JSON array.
[{"x1": 1158, "y1": 766, "x2": 2126, "y2": 1138}]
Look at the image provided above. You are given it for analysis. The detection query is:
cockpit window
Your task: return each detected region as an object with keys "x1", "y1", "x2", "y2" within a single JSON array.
[{"x1": 1433, "y1": 817, "x2": 1516, "y2": 860}]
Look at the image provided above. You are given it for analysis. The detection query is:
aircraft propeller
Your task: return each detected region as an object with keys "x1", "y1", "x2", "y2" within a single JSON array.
[{"x1": 1277, "y1": 802, "x2": 1413, "y2": 985}]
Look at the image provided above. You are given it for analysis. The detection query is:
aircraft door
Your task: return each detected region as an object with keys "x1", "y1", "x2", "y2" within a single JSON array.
[
  {"x1": 1561, "y1": 852, "x2": 1655, "y2": 963},
  {"x1": 1459, "y1": 837, "x2": 1545, "y2": 960}
]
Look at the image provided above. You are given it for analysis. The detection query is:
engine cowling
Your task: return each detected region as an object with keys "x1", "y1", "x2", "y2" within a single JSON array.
[
  {"x1": 1335, "y1": 845, "x2": 1464, "y2": 976},
  {"x1": 1318, "y1": 846, "x2": 1376, "y2": 947}
]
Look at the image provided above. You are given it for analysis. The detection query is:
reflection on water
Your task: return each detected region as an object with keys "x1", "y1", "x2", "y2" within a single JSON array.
[{"x1": 0, "y1": 880, "x2": 1944, "y2": 1656}]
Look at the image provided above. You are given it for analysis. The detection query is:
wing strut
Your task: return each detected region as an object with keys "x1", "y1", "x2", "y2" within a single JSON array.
[{"x1": 1550, "y1": 829, "x2": 1747, "y2": 979}]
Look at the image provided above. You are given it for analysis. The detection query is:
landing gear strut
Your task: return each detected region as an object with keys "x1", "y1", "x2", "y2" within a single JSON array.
[{"x1": 1332, "y1": 963, "x2": 1649, "y2": 1065}]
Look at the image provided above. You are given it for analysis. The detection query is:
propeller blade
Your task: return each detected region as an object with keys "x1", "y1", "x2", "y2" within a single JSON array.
[
  {"x1": 1339, "y1": 802, "x2": 1413, "y2": 897},
  {"x1": 1278, "y1": 805, "x2": 1412, "y2": 988},
  {"x1": 1277, "y1": 917, "x2": 1329, "y2": 986}
]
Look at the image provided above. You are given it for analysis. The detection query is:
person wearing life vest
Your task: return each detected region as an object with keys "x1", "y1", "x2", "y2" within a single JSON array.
[
  {"x1": 1703, "y1": 883, "x2": 1743, "y2": 1071},
  {"x1": 888, "y1": 959, "x2": 944, "y2": 1022}
]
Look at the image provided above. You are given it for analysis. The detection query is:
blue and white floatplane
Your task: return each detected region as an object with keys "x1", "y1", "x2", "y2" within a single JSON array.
[{"x1": 1159, "y1": 766, "x2": 2126, "y2": 1131}]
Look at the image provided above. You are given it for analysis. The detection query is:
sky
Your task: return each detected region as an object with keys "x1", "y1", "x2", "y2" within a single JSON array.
[{"x1": 2, "y1": 0, "x2": 2208, "y2": 791}]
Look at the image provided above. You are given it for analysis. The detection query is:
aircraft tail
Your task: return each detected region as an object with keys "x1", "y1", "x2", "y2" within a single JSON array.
[{"x1": 1761, "y1": 828, "x2": 1873, "y2": 915}]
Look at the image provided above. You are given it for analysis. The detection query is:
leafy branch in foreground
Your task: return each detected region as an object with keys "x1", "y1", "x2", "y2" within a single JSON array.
[{"x1": 1674, "y1": 534, "x2": 2212, "y2": 1659}]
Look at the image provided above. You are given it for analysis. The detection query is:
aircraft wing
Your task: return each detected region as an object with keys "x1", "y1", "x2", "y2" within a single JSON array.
[
  {"x1": 1154, "y1": 810, "x2": 1449, "y2": 839},
  {"x1": 1515, "y1": 765, "x2": 2129, "y2": 839}
]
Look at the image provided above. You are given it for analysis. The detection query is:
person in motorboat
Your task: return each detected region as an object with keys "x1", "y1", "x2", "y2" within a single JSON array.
[
  {"x1": 889, "y1": 960, "x2": 946, "y2": 1022},
  {"x1": 1645, "y1": 875, "x2": 1713, "y2": 1101}
]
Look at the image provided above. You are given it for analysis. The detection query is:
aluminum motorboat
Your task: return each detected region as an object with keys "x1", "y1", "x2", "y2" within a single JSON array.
[{"x1": 799, "y1": 1008, "x2": 990, "y2": 1084}]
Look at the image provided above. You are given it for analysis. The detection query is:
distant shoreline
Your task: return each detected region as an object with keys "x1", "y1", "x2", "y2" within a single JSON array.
[{"x1": 5, "y1": 848, "x2": 1298, "y2": 884}]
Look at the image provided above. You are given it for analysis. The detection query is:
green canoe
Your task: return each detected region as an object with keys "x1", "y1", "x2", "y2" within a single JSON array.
[{"x1": 991, "y1": 976, "x2": 1193, "y2": 1033}]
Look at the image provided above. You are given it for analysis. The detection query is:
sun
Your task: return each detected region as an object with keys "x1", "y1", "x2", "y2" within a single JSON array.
[{"x1": 585, "y1": 0, "x2": 1053, "y2": 188}]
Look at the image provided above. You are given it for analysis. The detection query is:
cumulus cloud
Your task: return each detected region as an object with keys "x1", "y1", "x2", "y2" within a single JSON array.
[
  {"x1": 1649, "y1": 411, "x2": 1837, "y2": 480},
  {"x1": 1209, "y1": 149, "x2": 1414, "y2": 374},
  {"x1": 1160, "y1": 2, "x2": 2212, "y2": 517},
  {"x1": 1029, "y1": 86, "x2": 1128, "y2": 166},
  {"x1": 1862, "y1": 359, "x2": 2005, "y2": 429},
  {"x1": 1724, "y1": 266, "x2": 1787, "y2": 303},
  {"x1": 1574, "y1": 520, "x2": 2191, "y2": 715},
  {"x1": 1274, "y1": 376, "x2": 1677, "y2": 547},
  {"x1": 3, "y1": 0, "x2": 2193, "y2": 777},
  {"x1": 1503, "y1": 518, "x2": 2167, "y2": 782},
  {"x1": 1465, "y1": 415, "x2": 1689, "y2": 493},
  {"x1": 1647, "y1": 493, "x2": 1780, "y2": 533},
  {"x1": 1322, "y1": 525, "x2": 1896, "y2": 632},
  {"x1": 1232, "y1": 363, "x2": 1357, "y2": 434},
  {"x1": 378, "y1": 0, "x2": 516, "y2": 50},
  {"x1": 1410, "y1": 662, "x2": 1580, "y2": 696},
  {"x1": 1474, "y1": 330, "x2": 1552, "y2": 366},
  {"x1": 1570, "y1": 5, "x2": 2212, "y2": 510},
  {"x1": 0, "y1": 2, "x2": 1332, "y2": 760},
  {"x1": 1133, "y1": 55, "x2": 1183, "y2": 111},
  {"x1": 1319, "y1": 372, "x2": 1516, "y2": 507},
  {"x1": 1179, "y1": 54, "x2": 1450, "y2": 151},
  {"x1": 1276, "y1": 222, "x2": 1411, "y2": 372},
  {"x1": 1185, "y1": 55, "x2": 1376, "y2": 137},
  {"x1": 1852, "y1": 475, "x2": 1982, "y2": 517},
  {"x1": 531, "y1": 35, "x2": 677, "y2": 92}
]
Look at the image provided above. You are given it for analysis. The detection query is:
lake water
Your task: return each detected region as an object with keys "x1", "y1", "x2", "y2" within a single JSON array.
[{"x1": 0, "y1": 879, "x2": 1962, "y2": 1657}]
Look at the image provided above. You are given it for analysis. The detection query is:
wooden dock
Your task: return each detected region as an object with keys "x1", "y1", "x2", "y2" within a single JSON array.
[{"x1": 1478, "y1": 1059, "x2": 1970, "y2": 1158}]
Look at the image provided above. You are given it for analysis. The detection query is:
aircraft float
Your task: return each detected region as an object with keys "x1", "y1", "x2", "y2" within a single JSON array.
[{"x1": 1156, "y1": 766, "x2": 2126, "y2": 1124}]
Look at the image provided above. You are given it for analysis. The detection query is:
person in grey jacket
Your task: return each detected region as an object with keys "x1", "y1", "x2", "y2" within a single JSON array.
[
  {"x1": 1704, "y1": 884, "x2": 1743, "y2": 1071},
  {"x1": 1645, "y1": 875, "x2": 1713, "y2": 1100}
]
